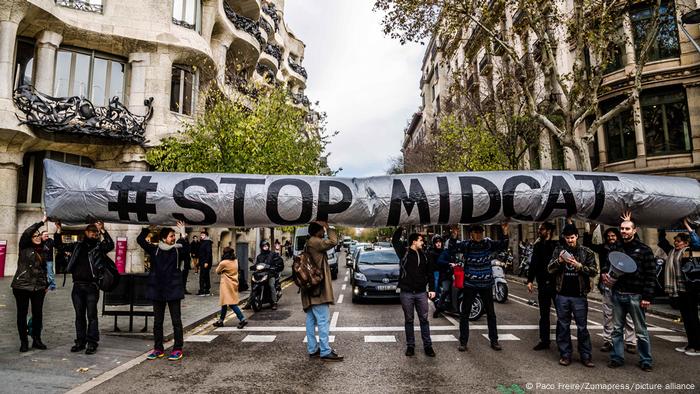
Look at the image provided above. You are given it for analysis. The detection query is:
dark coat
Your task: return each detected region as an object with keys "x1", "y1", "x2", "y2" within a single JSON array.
[
  {"x1": 615, "y1": 239, "x2": 657, "y2": 302},
  {"x1": 198, "y1": 239, "x2": 213, "y2": 269},
  {"x1": 547, "y1": 244, "x2": 598, "y2": 296},
  {"x1": 137, "y1": 228, "x2": 189, "y2": 301},
  {"x1": 255, "y1": 250, "x2": 284, "y2": 273},
  {"x1": 57, "y1": 229, "x2": 115, "y2": 281},
  {"x1": 527, "y1": 238, "x2": 558, "y2": 288},
  {"x1": 11, "y1": 222, "x2": 48, "y2": 292}
]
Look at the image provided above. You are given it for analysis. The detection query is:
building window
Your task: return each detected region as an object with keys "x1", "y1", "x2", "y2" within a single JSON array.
[
  {"x1": 13, "y1": 38, "x2": 34, "y2": 89},
  {"x1": 602, "y1": 25, "x2": 625, "y2": 74},
  {"x1": 55, "y1": 0, "x2": 103, "y2": 14},
  {"x1": 173, "y1": 0, "x2": 202, "y2": 32},
  {"x1": 53, "y1": 48, "x2": 125, "y2": 106},
  {"x1": 602, "y1": 99, "x2": 636, "y2": 163},
  {"x1": 631, "y1": 1, "x2": 679, "y2": 62},
  {"x1": 641, "y1": 87, "x2": 692, "y2": 156},
  {"x1": 170, "y1": 65, "x2": 197, "y2": 116},
  {"x1": 17, "y1": 151, "x2": 94, "y2": 205}
]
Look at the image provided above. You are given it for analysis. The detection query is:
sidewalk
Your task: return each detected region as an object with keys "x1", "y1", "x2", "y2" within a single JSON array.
[
  {"x1": 0, "y1": 258, "x2": 293, "y2": 394},
  {"x1": 506, "y1": 273, "x2": 682, "y2": 320}
]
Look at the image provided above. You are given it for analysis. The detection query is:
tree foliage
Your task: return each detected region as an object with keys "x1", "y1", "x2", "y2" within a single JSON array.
[{"x1": 147, "y1": 85, "x2": 332, "y2": 175}]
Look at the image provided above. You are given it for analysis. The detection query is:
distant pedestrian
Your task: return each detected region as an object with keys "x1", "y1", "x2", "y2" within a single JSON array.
[
  {"x1": 191, "y1": 236, "x2": 200, "y2": 273},
  {"x1": 302, "y1": 221, "x2": 343, "y2": 362},
  {"x1": 11, "y1": 217, "x2": 52, "y2": 352},
  {"x1": 548, "y1": 224, "x2": 597, "y2": 367},
  {"x1": 527, "y1": 221, "x2": 558, "y2": 351},
  {"x1": 198, "y1": 231, "x2": 213, "y2": 296},
  {"x1": 274, "y1": 239, "x2": 282, "y2": 255},
  {"x1": 40, "y1": 230, "x2": 56, "y2": 291},
  {"x1": 138, "y1": 221, "x2": 188, "y2": 361},
  {"x1": 213, "y1": 247, "x2": 248, "y2": 329},
  {"x1": 55, "y1": 221, "x2": 114, "y2": 355},
  {"x1": 391, "y1": 227, "x2": 436, "y2": 357},
  {"x1": 181, "y1": 230, "x2": 192, "y2": 295}
]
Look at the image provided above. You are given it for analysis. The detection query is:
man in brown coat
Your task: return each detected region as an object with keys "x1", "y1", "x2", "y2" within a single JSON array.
[{"x1": 302, "y1": 221, "x2": 343, "y2": 362}]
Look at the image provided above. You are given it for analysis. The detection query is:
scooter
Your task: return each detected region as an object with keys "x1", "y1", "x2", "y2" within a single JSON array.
[
  {"x1": 491, "y1": 252, "x2": 510, "y2": 303},
  {"x1": 437, "y1": 263, "x2": 484, "y2": 321},
  {"x1": 248, "y1": 258, "x2": 282, "y2": 312},
  {"x1": 518, "y1": 244, "x2": 532, "y2": 277}
]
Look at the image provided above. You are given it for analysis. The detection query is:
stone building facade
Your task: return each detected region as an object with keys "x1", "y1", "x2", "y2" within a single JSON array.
[{"x1": 0, "y1": 0, "x2": 308, "y2": 276}]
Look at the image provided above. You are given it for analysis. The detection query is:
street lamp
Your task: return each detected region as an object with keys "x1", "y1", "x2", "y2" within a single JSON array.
[{"x1": 680, "y1": 9, "x2": 700, "y2": 54}]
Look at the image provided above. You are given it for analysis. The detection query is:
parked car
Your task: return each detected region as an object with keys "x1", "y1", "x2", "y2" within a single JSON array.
[
  {"x1": 342, "y1": 236, "x2": 353, "y2": 252},
  {"x1": 350, "y1": 249, "x2": 400, "y2": 303},
  {"x1": 373, "y1": 241, "x2": 392, "y2": 250},
  {"x1": 327, "y1": 248, "x2": 339, "y2": 280},
  {"x1": 346, "y1": 242, "x2": 371, "y2": 266}
]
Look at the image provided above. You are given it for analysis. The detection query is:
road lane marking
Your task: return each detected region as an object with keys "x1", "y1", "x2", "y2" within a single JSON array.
[
  {"x1": 330, "y1": 311, "x2": 339, "y2": 328},
  {"x1": 242, "y1": 335, "x2": 276, "y2": 343},
  {"x1": 485, "y1": 333, "x2": 520, "y2": 341},
  {"x1": 431, "y1": 334, "x2": 459, "y2": 342},
  {"x1": 656, "y1": 335, "x2": 687, "y2": 342},
  {"x1": 341, "y1": 284, "x2": 347, "y2": 291},
  {"x1": 184, "y1": 335, "x2": 218, "y2": 342},
  {"x1": 365, "y1": 335, "x2": 396, "y2": 343},
  {"x1": 216, "y1": 324, "x2": 670, "y2": 333},
  {"x1": 303, "y1": 335, "x2": 336, "y2": 343},
  {"x1": 442, "y1": 313, "x2": 459, "y2": 327},
  {"x1": 337, "y1": 294, "x2": 344, "y2": 304}
]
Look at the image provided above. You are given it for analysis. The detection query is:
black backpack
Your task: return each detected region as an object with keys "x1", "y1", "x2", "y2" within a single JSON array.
[{"x1": 89, "y1": 247, "x2": 121, "y2": 292}]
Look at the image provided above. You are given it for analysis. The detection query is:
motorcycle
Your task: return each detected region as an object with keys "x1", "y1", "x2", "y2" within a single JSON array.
[
  {"x1": 437, "y1": 261, "x2": 484, "y2": 321},
  {"x1": 517, "y1": 244, "x2": 532, "y2": 277},
  {"x1": 248, "y1": 258, "x2": 282, "y2": 312},
  {"x1": 491, "y1": 251, "x2": 510, "y2": 303}
]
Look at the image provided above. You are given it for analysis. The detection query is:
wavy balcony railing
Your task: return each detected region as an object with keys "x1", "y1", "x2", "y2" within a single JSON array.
[
  {"x1": 288, "y1": 59, "x2": 308, "y2": 79},
  {"x1": 264, "y1": 43, "x2": 282, "y2": 63},
  {"x1": 224, "y1": 2, "x2": 266, "y2": 47},
  {"x1": 262, "y1": 2, "x2": 280, "y2": 31},
  {"x1": 55, "y1": 0, "x2": 103, "y2": 13}
]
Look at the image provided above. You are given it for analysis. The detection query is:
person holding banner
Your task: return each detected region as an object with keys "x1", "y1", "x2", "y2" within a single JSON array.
[
  {"x1": 11, "y1": 217, "x2": 52, "y2": 352},
  {"x1": 137, "y1": 221, "x2": 189, "y2": 361},
  {"x1": 527, "y1": 222, "x2": 559, "y2": 351},
  {"x1": 40, "y1": 231, "x2": 56, "y2": 291}
]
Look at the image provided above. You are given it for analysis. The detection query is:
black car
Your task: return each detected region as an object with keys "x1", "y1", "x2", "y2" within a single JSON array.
[{"x1": 351, "y1": 249, "x2": 400, "y2": 303}]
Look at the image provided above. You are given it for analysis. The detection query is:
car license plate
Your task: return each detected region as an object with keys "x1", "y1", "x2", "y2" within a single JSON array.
[{"x1": 377, "y1": 285, "x2": 396, "y2": 291}]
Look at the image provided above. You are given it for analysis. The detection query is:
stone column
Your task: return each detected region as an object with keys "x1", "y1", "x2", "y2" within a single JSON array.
[
  {"x1": 686, "y1": 86, "x2": 700, "y2": 165},
  {"x1": 0, "y1": 152, "x2": 23, "y2": 276},
  {"x1": 632, "y1": 99, "x2": 647, "y2": 168},
  {"x1": 127, "y1": 52, "x2": 150, "y2": 116},
  {"x1": 538, "y1": 130, "x2": 553, "y2": 169},
  {"x1": 596, "y1": 124, "x2": 608, "y2": 167},
  {"x1": 0, "y1": 21, "x2": 19, "y2": 100},
  {"x1": 34, "y1": 30, "x2": 63, "y2": 95},
  {"x1": 211, "y1": 36, "x2": 233, "y2": 86}
]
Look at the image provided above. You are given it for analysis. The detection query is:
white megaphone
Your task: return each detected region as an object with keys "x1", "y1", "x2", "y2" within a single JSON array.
[{"x1": 607, "y1": 251, "x2": 638, "y2": 285}]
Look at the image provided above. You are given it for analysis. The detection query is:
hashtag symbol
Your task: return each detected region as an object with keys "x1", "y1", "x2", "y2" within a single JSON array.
[{"x1": 107, "y1": 176, "x2": 158, "y2": 221}]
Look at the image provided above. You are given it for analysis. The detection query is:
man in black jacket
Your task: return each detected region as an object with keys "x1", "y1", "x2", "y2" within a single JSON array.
[
  {"x1": 254, "y1": 240, "x2": 284, "y2": 309},
  {"x1": 526, "y1": 222, "x2": 558, "y2": 351},
  {"x1": 392, "y1": 227, "x2": 436, "y2": 357},
  {"x1": 55, "y1": 221, "x2": 114, "y2": 355},
  {"x1": 197, "y1": 231, "x2": 213, "y2": 296},
  {"x1": 606, "y1": 217, "x2": 656, "y2": 372}
]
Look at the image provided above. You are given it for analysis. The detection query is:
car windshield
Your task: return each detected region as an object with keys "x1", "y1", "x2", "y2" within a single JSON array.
[{"x1": 358, "y1": 250, "x2": 399, "y2": 265}]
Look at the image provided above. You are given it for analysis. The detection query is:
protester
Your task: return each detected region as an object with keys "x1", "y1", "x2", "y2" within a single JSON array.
[
  {"x1": 526, "y1": 221, "x2": 558, "y2": 351},
  {"x1": 447, "y1": 223, "x2": 509, "y2": 352},
  {"x1": 392, "y1": 227, "x2": 436, "y2": 357},
  {"x1": 274, "y1": 239, "x2": 282, "y2": 255},
  {"x1": 427, "y1": 235, "x2": 448, "y2": 318},
  {"x1": 302, "y1": 221, "x2": 343, "y2": 362},
  {"x1": 191, "y1": 236, "x2": 200, "y2": 274},
  {"x1": 11, "y1": 217, "x2": 52, "y2": 352},
  {"x1": 40, "y1": 230, "x2": 56, "y2": 291},
  {"x1": 138, "y1": 222, "x2": 189, "y2": 361},
  {"x1": 181, "y1": 231, "x2": 192, "y2": 295},
  {"x1": 605, "y1": 213, "x2": 656, "y2": 371},
  {"x1": 584, "y1": 227, "x2": 637, "y2": 353},
  {"x1": 56, "y1": 221, "x2": 114, "y2": 355},
  {"x1": 254, "y1": 239, "x2": 284, "y2": 310},
  {"x1": 213, "y1": 247, "x2": 248, "y2": 329},
  {"x1": 659, "y1": 218, "x2": 700, "y2": 356},
  {"x1": 284, "y1": 239, "x2": 292, "y2": 259},
  {"x1": 197, "y1": 231, "x2": 213, "y2": 296},
  {"x1": 548, "y1": 224, "x2": 597, "y2": 367}
]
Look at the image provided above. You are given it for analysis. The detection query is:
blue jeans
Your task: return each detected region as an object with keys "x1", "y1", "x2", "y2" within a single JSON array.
[
  {"x1": 554, "y1": 295, "x2": 592, "y2": 360},
  {"x1": 610, "y1": 292, "x2": 652, "y2": 366},
  {"x1": 220, "y1": 305, "x2": 245, "y2": 322},
  {"x1": 305, "y1": 304, "x2": 331, "y2": 356},
  {"x1": 46, "y1": 260, "x2": 56, "y2": 290},
  {"x1": 399, "y1": 291, "x2": 432, "y2": 348}
]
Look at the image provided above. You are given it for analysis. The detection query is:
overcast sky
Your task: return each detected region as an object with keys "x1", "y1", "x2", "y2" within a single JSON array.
[{"x1": 284, "y1": 0, "x2": 425, "y2": 177}]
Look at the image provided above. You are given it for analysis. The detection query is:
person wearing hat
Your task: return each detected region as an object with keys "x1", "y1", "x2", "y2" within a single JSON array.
[
  {"x1": 55, "y1": 221, "x2": 114, "y2": 355},
  {"x1": 446, "y1": 223, "x2": 510, "y2": 352},
  {"x1": 548, "y1": 223, "x2": 597, "y2": 368}
]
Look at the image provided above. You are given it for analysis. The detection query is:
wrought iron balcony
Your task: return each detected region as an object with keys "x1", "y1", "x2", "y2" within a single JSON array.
[
  {"x1": 288, "y1": 59, "x2": 308, "y2": 79},
  {"x1": 262, "y1": 2, "x2": 280, "y2": 31},
  {"x1": 13, "y1": 85, "x2": 153, "y2": 144},
  {"x1": 256, "y1": 63, "x2": 276, "y2": 82},
  {"x1": 291, "y1": 92, "x2": 311, "y2": 107},
  {"x1": 226, "y1": 74, "x2": 259, "y2": 98},
  {"x1": 55, "y1": 0, "x2": 103, "y2": 14},
  {"x1": 224, "y1": 2, "x2": 266, "y2": 47},
  {"x1": 264, "y1": 43, "x2": 282, "y2": 63},
  {"x1": 260, "y1": 18, "x2": 273, "y2": 35}
]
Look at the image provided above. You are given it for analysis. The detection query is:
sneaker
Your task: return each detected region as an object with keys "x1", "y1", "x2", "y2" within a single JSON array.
[
  {"x1": 685, "y1": 348, "x2": 700, "y2": 356},
  {"x1": 309, "y1": 349, "x2": 320, "y2": 359},
  {"x1": 639, "y1": 362, "x2": 652, "y2": 372},
  {"x1": 213, "y1": 320, "x2": 224, "y2": 328},
  {"x1": 600, "y1": 342, "x2": 612, "y2": 352},
  {"x1": 581, "y1": 359, "x2": 595, "y2": 368},
  {"x1": 424, "y1": 347, "x2": 436, "y2": 357},
  {"x1": 70, "y1": 343, "x2": 85, "y2": 353},
  {"x1": 321, "y1": 351, "x2": 344, "y2": 362},
  {"x1": 237, "y1": 320, "x2": 248, "y2": 329},
  {"x1": 559, "y1": 357, "x2": 571, "y2": 366},
  {"x1": 85, "y1": 343, "x2": 97, "y2": 355},
  {"x1": 146, "y1": 350, "x2": 165, "y2": 360},
  {"x1": 405, "y1": 346, "x2": 415, "y2": 357},
  {"x1": 31, "y1": 338, "x2": 47, "y2": 350},
  {"x1": 625, "y1": 344, "x2": 637, "y2": 354},
  {"x1": 458, "y1": 343, "x2": 468, "y2": 352},
  {"x1": 675, "y1": 346, "x2": 690, "y2": 353},
  {"x1": 168, "y1": 350, "x2": 183, "y2": 361},
  {"x1": 490, "y1": 342, "x2": 502, "y2": 351},
  {"x1": 271, "y1": 303, "x2": 278, "y2": 310},
  {"x1": 533, "y1": 342, "x2": 550, "y2": 351},
  {"x1": 608, "y1": 360, "x2": 623, "y2": 368}
]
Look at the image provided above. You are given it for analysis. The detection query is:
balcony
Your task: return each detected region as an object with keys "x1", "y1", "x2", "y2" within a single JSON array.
[
  {"x1": 224, "y1": 1, "x2": 266, "y2": 47},
  {"x1": 262, "y1": 2, "x2": 280, "y2": 31},
  {"x1": 13, "y1": 85, "x2": 152, "y2": 144},
  {"x1": 288, "y1": 59, "x2": 308, "y2": 79},
  {"x1": 55, "y1": 0, "x2": 103, "y2": 14},
  {"x1": 256, "y1": 63, "x2": 276, "y2": 83},
  {"x1": 264, "y1": 43, "x2": 282, "y2": 63},
  {"x1": 290, "y1": 92, "x2": 311, "y2": 107},
  {"x1": 226, "y1": 73, "x2": 259, "y2": 99}
]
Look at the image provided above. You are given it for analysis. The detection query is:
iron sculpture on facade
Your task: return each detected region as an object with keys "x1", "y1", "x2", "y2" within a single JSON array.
[
  {"x1": 13, "y1": 85, "x2": 153, "y2": 145},
  {"x1": 262, "y1": 2, "x2": 280, "y2": 31},
  {"x1": 223, "y1": 2, "x2": 266, "y2": 47},
  {"x1": 55, "y1": 0, "x2": 103, "y2": 13},
  {"x1": 291, "y1": 92, "x2": 311, "y2": 107},
  {"x1": 264, "y1": 43, "x2": 282, "y2": 63},
  {"x1": 288, "y1": 59, "x2": 308, "y2": 79}
]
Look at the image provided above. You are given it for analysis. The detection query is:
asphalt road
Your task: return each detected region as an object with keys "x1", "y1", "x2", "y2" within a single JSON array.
[{"x1": 87, "y1": 252, "x2": 699, "y2": 393}]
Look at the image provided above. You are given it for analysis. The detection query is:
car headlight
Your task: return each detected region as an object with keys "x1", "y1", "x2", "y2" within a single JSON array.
[
  {"x1": 354, "y1": 272, "x2": 367, "y2": 281},
  {"x1": 256, "y1": 264, "x2": 265, "y2": 271}
]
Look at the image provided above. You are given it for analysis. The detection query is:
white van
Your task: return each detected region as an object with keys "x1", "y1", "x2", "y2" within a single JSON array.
[{"x1": 293, "y1": 226, "x2": 338, "y2": 280}]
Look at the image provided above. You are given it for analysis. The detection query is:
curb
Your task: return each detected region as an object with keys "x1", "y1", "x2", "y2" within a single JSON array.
[{"x1": 505, "y1": 274, "x2": 681, "y2": 320}]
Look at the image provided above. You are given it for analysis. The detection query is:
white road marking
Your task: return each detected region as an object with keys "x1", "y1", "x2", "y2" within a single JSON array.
[
  {"x1": 184, "y1": 335, "x2": 218, "y2": 343},
  {"x1": 303, "y1": 335, "x2": 336, "y2": 343},
  {"x1": 216, "y1": 324, "x2": 671, "y2": 333},
  {"x1": 551, "y1": 334, "x2": 577, "y2": 340},
  {"x1": 330, "y1": 311, "x2": 339, "y2": 328},
  {"x1": 341, "y1": 284, "x2": 347, "y2": 291},
  {"x1": 337, "y1": 294, "x2": 344, "y2": 304},
  {"x1": 656, "y1": 335, "x2": 688, "y2": 342},
  {"x1": 431, "y1": 334, "x2": 459, "y2": 342},
  {"x1": 486, "y1": 333, "x2": 520, "y2": 341},
  {"x1": 242, "y1": 335, "x2": 276, "y2": 343},
  {"x1": 365, "y1": 335, "x2": 396, "y2": 343},
  {"x1": 442, "y1": 313, "x2": 460, "y2": 327}
]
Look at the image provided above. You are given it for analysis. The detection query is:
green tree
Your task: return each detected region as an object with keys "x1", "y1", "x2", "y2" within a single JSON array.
[{"x1": 147, "y1": 85, "x2": 332, "y2": 175}]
